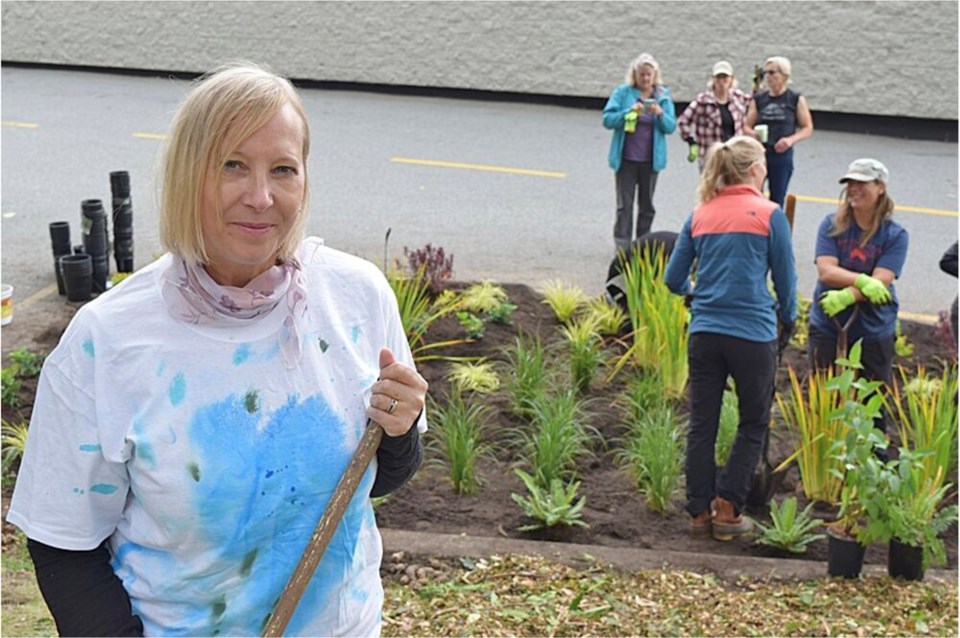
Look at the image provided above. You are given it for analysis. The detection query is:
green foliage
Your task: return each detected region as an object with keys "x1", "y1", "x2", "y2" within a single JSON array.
[
  {"x1": 9, "y1": 348, "x2": 43, "y2": 377},
  {"x1": 789, "y1": 294, "x2": 811, "y2": 349},
  {"x1": 511, "y1": 469, "x2": 589, "y2": 531},
  {"x1": 716, "y1": 388, "x2": 739, "y2": 467},
  {"x1": 617, "y1": 406, "x2": 684, "y2": 515},
  {"x1": 776, "y1": 366, "x2": 847, "y2": 504},
  {"x1": 891, "y1": 364, "x2": 958, "y2": 485},
  {"x1": 1, "y1": 420, "x2": 29, "y2": 474},
  {"x1": 517, "y1": 390, "x2": 597, "y2": 489},
  {"x1": 895, "y1": 319, "x2": 914, "y2": 358},
  {"x1": 457, "y1": 311, "x2": 485, "y2": 339},
  {"x1": 460, "y1": 281, "x2": 509, "y2": 314},
  {"x1": 503, "y1": 334, "x2": 550, "y2": 419},
  {"x1": 485, "y1": 302, "x2": 517, "y2": 325},
  {"x1": 426, "y1": 392, "x2": 491, "y2": 495},
  {"x1": 386, "y1": 266, "x2": 466, "y2": 361},
  {"x1": 403, "y1": 243, "x2": 454, "y2": 295},
  {"x1": 581, "y1": 297, "x2": 626, "y2": 337},
  {"x1": 447, "y1": 360, "x2": 500, "y2": 394},
  {"x1": 540, "y1": 281, "x2": 587, "y2": 325},
  {"x1": 620, "y1": 370, "x2": 668, "y2": 422},
  {"x1": 754, "y1": 497, "x2": 826, "y2": 554},
  {"x1": 1, "y1": 366, "x2": 22, "y2": 409},
  {"x1": 108, "y1": 271, "x2": 133, "y2": 288},
  {"x1": 561, "y1": 320, "x2": 603, "y2": 394}
]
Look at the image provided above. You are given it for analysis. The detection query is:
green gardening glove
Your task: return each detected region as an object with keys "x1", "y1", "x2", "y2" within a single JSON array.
[
  {"x1": 820, "y1": 288, "x2": 856, "y2": 317},
  {"x1": 687, "y1": 143, "x2": 699, "y2": 163},
  {"x1": 854, "y1": 273, "x2": 892, "y2": 304}
]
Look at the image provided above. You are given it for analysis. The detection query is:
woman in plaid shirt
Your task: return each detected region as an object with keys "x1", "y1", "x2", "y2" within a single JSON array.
[{"x1": 677, "y1": 61, "x2": 752, "y2": 171}]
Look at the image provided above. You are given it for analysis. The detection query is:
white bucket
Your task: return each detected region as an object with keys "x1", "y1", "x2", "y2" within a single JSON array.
[{"x1": 1, "y1": 284, "x2": 12, "y2": 326}]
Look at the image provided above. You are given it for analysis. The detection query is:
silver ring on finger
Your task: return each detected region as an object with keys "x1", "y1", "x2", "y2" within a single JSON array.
[{"x1": 386, "y1": 398, "x2": 398, "y2": 415}]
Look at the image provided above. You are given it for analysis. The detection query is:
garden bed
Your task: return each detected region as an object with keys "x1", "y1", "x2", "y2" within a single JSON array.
[{"x1": 2, "y1": 282, "x2": 957, "y2": 574}]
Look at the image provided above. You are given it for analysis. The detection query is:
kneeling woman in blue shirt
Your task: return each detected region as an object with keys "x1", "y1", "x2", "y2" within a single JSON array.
[{"x1": 665, "y1": 136, "x2": 797, "y2": 541}]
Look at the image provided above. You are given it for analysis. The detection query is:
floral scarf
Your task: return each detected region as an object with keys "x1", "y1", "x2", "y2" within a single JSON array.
[{"x1": 160, "y1": 256, "x2": 308, "y2": 369}]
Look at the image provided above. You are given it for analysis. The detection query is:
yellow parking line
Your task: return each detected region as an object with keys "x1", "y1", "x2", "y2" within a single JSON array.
[
  {"x1": 133, "y1": 132, "x2": 168, "y2": 140},
  {"x1": 17, "y1": 283, "x2": 59, "y2": 311},
  {"x1": 2, "y1": 120, "x2": 38, "y2": 128},
  {"x1": 391, "y1": 157, "x2": 565, "y2": 179},
  {"x1": 795, "y1": 194, "x2": 957, "y2": 218}
]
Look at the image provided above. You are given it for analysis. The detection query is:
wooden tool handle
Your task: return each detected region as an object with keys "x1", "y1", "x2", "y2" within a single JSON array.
[
  {"x1": 785, "y1": 193, "x2": 796, "y2": 231},
  {"x1": 262, "y1": 420, "x2": 383, "y2": 637}
]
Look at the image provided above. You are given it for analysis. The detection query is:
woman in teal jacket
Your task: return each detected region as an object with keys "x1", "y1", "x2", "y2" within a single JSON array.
[{"x1": 603, "y1": 52, "x2": 677, "y2": 253}]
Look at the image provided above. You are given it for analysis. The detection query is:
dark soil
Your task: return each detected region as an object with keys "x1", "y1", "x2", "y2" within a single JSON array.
[{"x1": 2, "y1": 283, "x2": 957, "y2": 573}]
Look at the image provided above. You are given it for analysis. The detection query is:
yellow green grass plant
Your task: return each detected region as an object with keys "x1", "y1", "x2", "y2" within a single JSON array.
[
  {"x1": 460, "y1": 280, "x2": 509, "y2": 314},
  {"x1": 581, "y1": 296, "x2": 626, "y2": 338},
  {"x1": 539, "y1": 280, "x2": 587, "y2": 325},
  {"x1": 502, "y1": 333, "x2": 550, "y2": 419},
  {"x1": 426, "y1": 390, "x2": 492, "y2": 495},
  {"x1": 386, "y1": 265, "x2": 468, "y2": 362},
  {"x1": 615, "y1": 405, "x2": 684, "y2": 515},
  {"x1": 775, "y1": 366, "x2": 847, "y2": 505},
  {"x1": 561, "y1": 319, "x2": 604, "y2": 394},
  {"x1": 447, "y1": 360, "x2": 500, "y2": 394}
]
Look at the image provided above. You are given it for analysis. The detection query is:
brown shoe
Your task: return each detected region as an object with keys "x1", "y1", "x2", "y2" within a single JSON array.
[
  {"x1": 690, "y1": 510, "x2": 712, "y2": 537},
  {"x1": 711, "y1": 497, "x2": 753, "y2": 541}
]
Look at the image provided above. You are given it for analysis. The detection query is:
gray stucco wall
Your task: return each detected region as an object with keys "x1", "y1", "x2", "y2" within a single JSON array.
[{"x1": 2, "y1": 0, "x2": 957, "y2": 120}]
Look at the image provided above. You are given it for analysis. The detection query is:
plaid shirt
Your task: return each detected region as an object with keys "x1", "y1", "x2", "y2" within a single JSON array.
[{"x1": 677, "y1": 89, "x2": 752, "y2": 164}]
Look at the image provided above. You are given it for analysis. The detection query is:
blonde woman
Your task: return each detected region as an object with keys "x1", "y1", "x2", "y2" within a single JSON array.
[
  {"x1": 665, "y1": 136, "x2": 796, "y2": 541},
  {"x1": 809, "y1": 158, "x2": 908, "y2": 439},
  {"x1": 602, "y1": 52, "x2": 677, "y2": 253},
  {"x1": 744, "y1": 56, "x2": 814, "y2": 207},
  {"x1": 9, "y1": 64, "x2": 427, "y2": 636},
  {"x1": 677, "y1": 60, "x2": 751, "y2": 170}
]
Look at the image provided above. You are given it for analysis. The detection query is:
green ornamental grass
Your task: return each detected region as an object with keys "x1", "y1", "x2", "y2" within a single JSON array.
[
  {"x1": 426, "y1": 392, "x2": 491, "y2": 495},
  {"x1": 460, "y1": 281, "x2": 509, "y2": 314},
  {"x1": 715, "y1": 388, "x2": 739, "y2": 466},
  {"x1": 617, "y1": 406, "x2": 684, "y2": 515},
  {"x1": 540, "y1": 280, "x2": 587, "y2": 325},
  {"x1": 561, "y1": 320, "x2": 603, "y2": 394},
  {"x1": 518, "y1": 390, "x2": 597, "y2": 489},
  {"x1": 503, "y1": 334, "x2": 550, "y2": 419},
  {"x1": 447, "y1": 360, "x2": 500, "y2": 394}
]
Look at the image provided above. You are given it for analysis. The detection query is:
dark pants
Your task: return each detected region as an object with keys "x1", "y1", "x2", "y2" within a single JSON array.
[
  {"x1": 765, "y1": 151, "x2": 794, "y2": 210},
  {"x1": 808, "y1": 326, "x2": 895, "y2": 435},
  {"x1": 614, "y1": 160, "x2": 659, "y2": 252},
  {"x1": 685, "y1": 333, "x2": 777, "y2": 517}
]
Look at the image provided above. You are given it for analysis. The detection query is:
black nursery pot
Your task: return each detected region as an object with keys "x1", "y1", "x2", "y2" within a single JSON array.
[
  {"x1": 49, "y1": 221, "x2": 72, "y2": 295},
  {"x1": 60, "y1": 254, "x2": 93, "y2": 302},
  {"x1": 888, "y1": 539, "x2": 925, "y2": 581},
  {"x1": 827, "y1": 528, "x2": 866, "y2": 578}
]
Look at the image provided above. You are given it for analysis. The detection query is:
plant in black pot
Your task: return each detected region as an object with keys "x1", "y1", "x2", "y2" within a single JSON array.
[{"x1": 825, "y1": 341, "x2": 888, "y2": 578}]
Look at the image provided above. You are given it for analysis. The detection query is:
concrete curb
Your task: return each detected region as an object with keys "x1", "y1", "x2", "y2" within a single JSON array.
[{"x1": 381, "y1": 529, "x2": 958, "y2": 584}]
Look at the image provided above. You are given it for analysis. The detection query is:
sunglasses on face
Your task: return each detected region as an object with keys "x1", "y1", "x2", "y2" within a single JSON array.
[{"x1": 762, "y1": 70, "x2": 780, "y2": 77}]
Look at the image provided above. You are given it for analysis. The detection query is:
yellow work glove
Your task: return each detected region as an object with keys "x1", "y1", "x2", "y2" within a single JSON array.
[
  {"x1": 624, "y1": 111, "x2": 638, "y2": 133},
  {"x1": 820, "y1": 288, "x2": 856, "y2": 317},
  {"x1": 687, "y1": 143, "x2": 699, "y2": 163},
  {"x1": 854, "y1": 273, "x2": 892, "y2": 304}
]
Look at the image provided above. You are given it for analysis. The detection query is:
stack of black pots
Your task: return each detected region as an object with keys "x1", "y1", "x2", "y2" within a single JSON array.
[
  {"x1": 110, "y1": 171, "x2": 134, "y2": 273},
  {"x1": 81, "y1": 199, "x2": 110, "y2": 293}
]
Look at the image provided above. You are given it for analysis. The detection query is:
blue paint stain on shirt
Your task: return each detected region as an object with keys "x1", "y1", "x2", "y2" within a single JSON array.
[
  {"x1": 351, "y1": 325, "x2": 361, "y2": 343},
  {"x1": 82, "y1": 340, "x2": 95, "y2": 358},
  {"x1": 233, "y1": 344, "x2": 252, "y2": 366},
  {"x1": 168, "y1": 374, "x2": 186, "y2": 406},
  {"x1": 90, "y1": 483, "x2": 118, "y2": 495},
  {"x1": 79, "y1": 444, "x2": 101, "y2": 452},
  {"x1": 155, "y1": 361, "x2": 166, "y2": 378},
  {"x1": 109, "y1": 392, "x2": 378, "y2": 635}
]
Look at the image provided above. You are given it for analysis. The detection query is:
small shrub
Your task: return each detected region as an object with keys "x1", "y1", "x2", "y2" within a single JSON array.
[
  {"x1": 540, "y1": 280, "x2": 587, "y2": 325},
  {"x1": 617, "y1": 406, "x2": 684, "y2": 515},
  {"x1": 754, "y1": 497, "x2": 826, "y2": 554},
  {"x1": 447, "y1": 360, "x2": 500, "y2": 394},
  {"x1": 894, "y1": 320, "x2": 914, "y2": 358},
  {"x1": 1, "y1": 366, "x2": 22, "y2": 409},
  {"x1": 426, "y1": 393, "x2": 491, "y2": 495},
  {"x1": 789, "y1": 295, "x2": 811, "y2": 350},
  {"x1": 457, "y1": 312, "x2": 485, "y2": 339},
  {"x1": 460, "y1": 281, "x2": 509, "y2": 314},
  {"x1": 9, "y1": 348, "x2": 43, "y2": 377},
  {"x1": 403, "y1": 243, "x2": 454, "y2": 295},
  {"x1": 485, "y1": 302, "x2": 517, "y2": 325},
  {"x1": 511, "y1": 469, "x2": 589, "y2": 531},
  {"x1": 1, "y1": 420, "x2": 29, "y2": 474}
]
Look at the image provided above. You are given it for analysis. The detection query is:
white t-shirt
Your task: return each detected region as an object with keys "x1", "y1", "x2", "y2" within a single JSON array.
[{"x1": 8, "y1": 238, "x2": 424, "y2": 637}]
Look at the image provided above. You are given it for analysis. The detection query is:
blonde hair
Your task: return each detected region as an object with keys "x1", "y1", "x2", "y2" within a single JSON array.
[
  {"x1": 697, "y1": 136, "x2": 765, "y2": 204},
  {"x1": 764, "y1": 56, "x2": 792, "y2": 83},
  {"x1": 159, "y1": 62, "x2": 311, "y2": 266},
  {"x1": 625, "y1": 52, "x2": 662, "y2": 87},
  {"x1": 830, "y1": 186, "x2": 895, "y2": 247}
]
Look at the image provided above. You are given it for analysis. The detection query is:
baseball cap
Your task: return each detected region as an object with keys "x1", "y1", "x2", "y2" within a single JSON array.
[
  {"x1": 712, "y1": 61, "x2": 733, "y2": 76},
  {"x1": 839, "y1": 158, "x2": 890, "y2": 184}
]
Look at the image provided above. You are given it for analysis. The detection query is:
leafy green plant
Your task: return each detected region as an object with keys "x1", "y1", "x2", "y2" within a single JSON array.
[
  {"x1": 503, "y1": 334, "x2": 550, "y2": 419},
  {"x1": 457, "y1": 311, "x2": 485, "y2": 339},
  {"x1": 1, "y1": 420, "x2": 29, "y2": 474},
  {"x1": 561, "y1": 320, "x2": 603, "y2": 394},
  {"x1": 447, "y1": 360, "x2": 500, "y2": 394},
  {"x1": 511, "y1": 468, "x2": 589, "y2": 531},
  {"x1": 539, "y1": 281, "x2": 587, "y2": 325},
  {"x1": 894, "y1": 319, "x2": 914, "y2": 358},
  {"x1": 387, "y1": 266, "x2": 466, "y2": 361},
  {"x1": 790, "y1": 294, "x2": 811, "y2": 349},
  {"x1": 581, "y1": 297, "x2": 626, "y2": 337},
  {"x1": 754, "y1": 497, "x2": 826, "y2": 554},
  {"x1": 776, "y1": 366, "x2": 847, "y2": 504},
  {"x1": 1, "y1": 366, "x2": 22, "y2": 409},
  {"x1": 460, "y1": 281, "x2": 509, "y2": 314},
  {"x1": 616, "y1": 406, "x2": 684, "y2": 514},
  {"x1": 426, "y1": 392, "x2": 491, "y2": 495},
  {"x1": 517, "y1": 390, "x2": 597, "y2": 488},
  {"x1": 891, "y1": 364, "x2": 958, "y2": 486},
  {"x1": 485, "y1": 301, "x2": 517, "y2": 325},
  {"x1": 9, "y1": 348, "x2": 43, "y2": 377},
  {"x1": 716, "y1": 388, "x2": 739, "y2": 467}
]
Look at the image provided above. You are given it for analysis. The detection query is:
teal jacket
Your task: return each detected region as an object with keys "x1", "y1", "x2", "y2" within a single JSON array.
[{"x1": 603, "y1": 84, "x2": 677, "y2": 173}]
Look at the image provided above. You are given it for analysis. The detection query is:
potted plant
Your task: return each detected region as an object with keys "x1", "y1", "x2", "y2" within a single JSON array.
[{"x1": 825, "y1": 341, "x2": 887, "y2": 578}]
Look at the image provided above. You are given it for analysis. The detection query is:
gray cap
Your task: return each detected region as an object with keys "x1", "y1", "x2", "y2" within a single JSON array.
[
  {"x1": 840, "y1": 158, "x2": 889, "y2": 184},
  {"x1": 712, "y1": 61, "x2": 733, "y2": 76}
]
